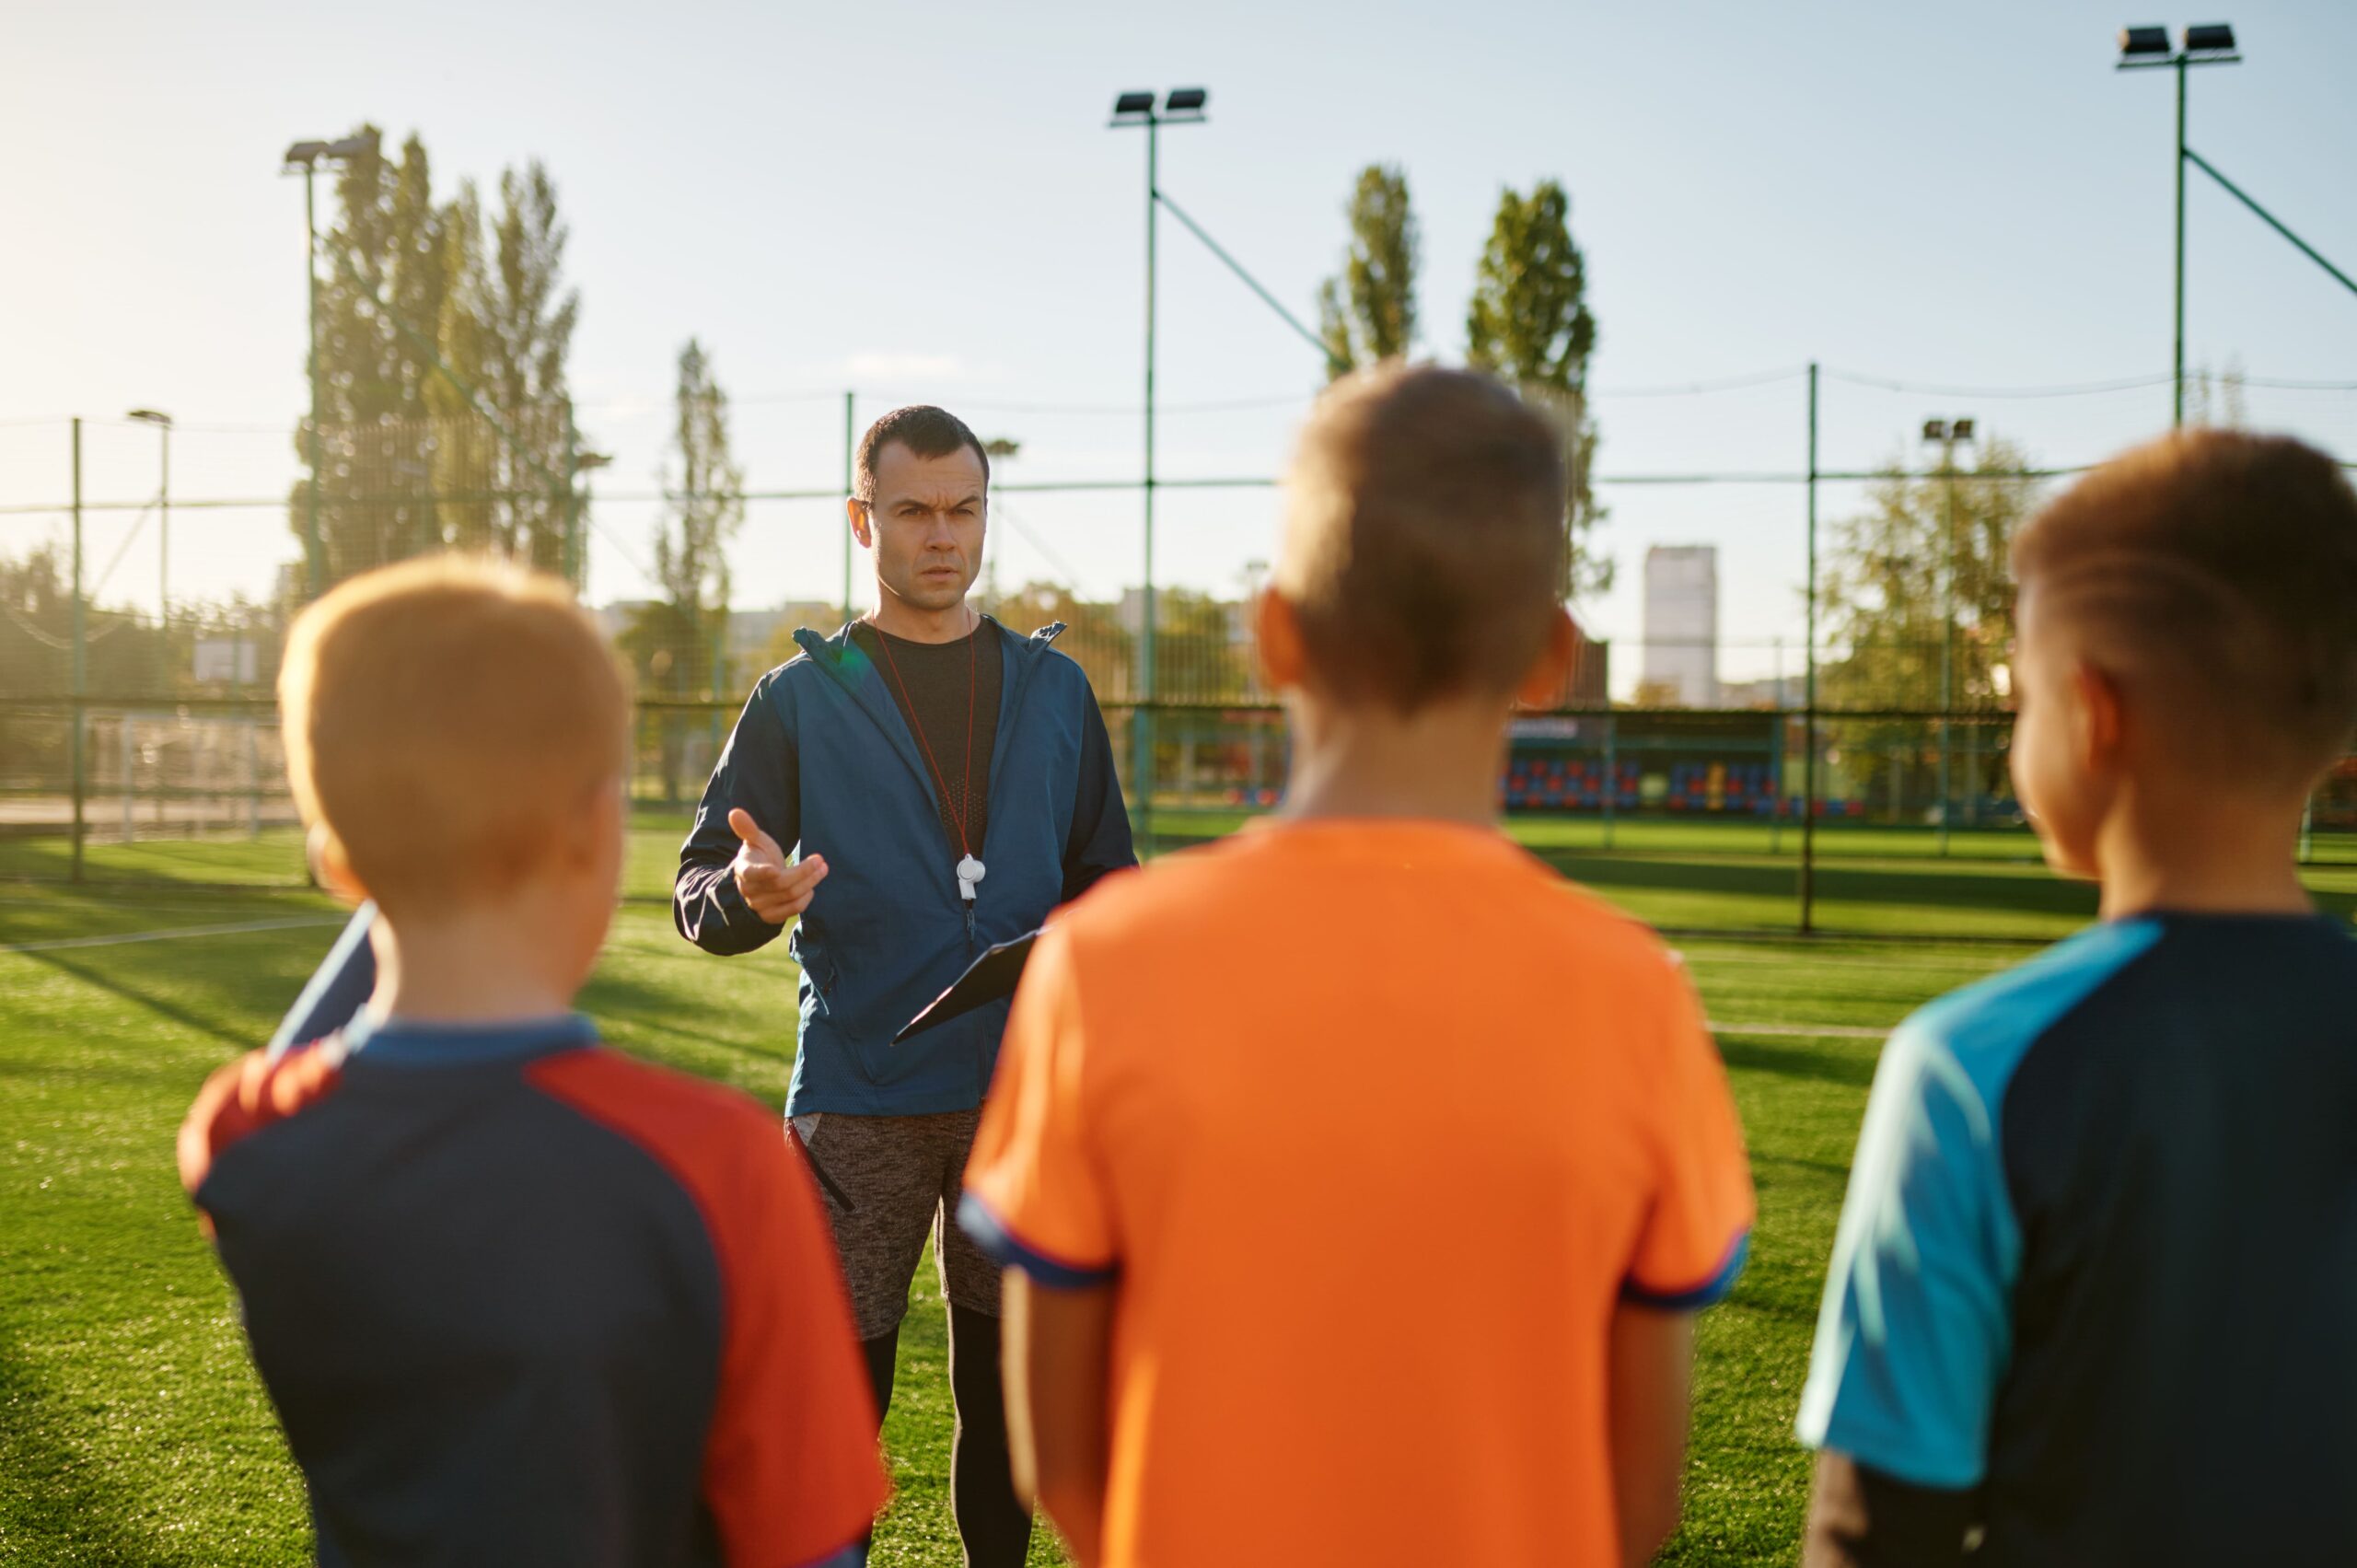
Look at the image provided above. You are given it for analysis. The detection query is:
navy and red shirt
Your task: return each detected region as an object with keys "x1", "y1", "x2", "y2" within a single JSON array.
[
  {"x1": 180, "y1": 1014, "x2": 887, "y2": 1568},
  {"x1": 1800, "y1": 912, "x2": 2357, "y2": 1564}
]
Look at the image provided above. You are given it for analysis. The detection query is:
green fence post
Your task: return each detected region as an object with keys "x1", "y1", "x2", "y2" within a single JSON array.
[
  {"x1": 1800, "y1": 364, "x2": 1820, "y2": 935},
  {"x1": 1602, "y1": 714, "x2": 1618, "y2": 850},
  {"x1": 69, "y1": 417, "x2": 86, "y2": 884},
  {"x1": 842, "y1": 389, "x2": 855, "y2": 625}
]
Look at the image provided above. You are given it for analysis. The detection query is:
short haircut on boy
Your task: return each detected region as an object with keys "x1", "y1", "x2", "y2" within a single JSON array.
[
  {"x1": 854, "y1": 404, "x2": 989, "y2": 501},
  {"x1": 1276, "y1": 361, "x2": 1568, "y2": 714},
  {"x1": 2014, "y1": 427, "x2": 2357, "y2": 784},
  {"x1": 279, "y1": 557, "x2": 631, "y2": 913}
]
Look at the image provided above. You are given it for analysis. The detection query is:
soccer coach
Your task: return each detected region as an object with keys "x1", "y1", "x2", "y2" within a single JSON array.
[{"x1": 674, "y1": 404, "x2": 1134, "y2": 1565}]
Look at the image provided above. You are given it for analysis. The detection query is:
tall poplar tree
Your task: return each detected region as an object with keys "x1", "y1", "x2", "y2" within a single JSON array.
[
  {"x1": 1316, "y1": 165, "x2": 1420, "y2": 379},
  {"x1": 1465, "y1": 179, "x2": 1608, "y2": 597}
]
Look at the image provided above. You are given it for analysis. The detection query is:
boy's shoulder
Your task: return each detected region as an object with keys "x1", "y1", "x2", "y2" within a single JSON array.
[
  {"x1": 525, "y1": 1046, "x2": 785, "y2": 1174},
  {"x1": 1887, "y1": 919, "x2": 2173, "y2": 1109}
]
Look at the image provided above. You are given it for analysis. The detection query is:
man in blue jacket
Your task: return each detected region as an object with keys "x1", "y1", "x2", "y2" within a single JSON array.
[{"x1": 675, "y1": 404, "x2": 1134, "y2": 1567}]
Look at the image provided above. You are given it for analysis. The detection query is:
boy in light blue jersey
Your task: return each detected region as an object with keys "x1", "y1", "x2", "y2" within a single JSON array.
[{"x1": 1798, "y1": 429, "x2": 2357, "y2": 1567}]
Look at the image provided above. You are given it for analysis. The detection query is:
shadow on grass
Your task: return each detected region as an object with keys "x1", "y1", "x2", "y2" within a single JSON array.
[
  {"x1": 1718, "y1": 1036, "x2": 1879, "y2": 1090},
  {"x1": 0, "y1": 1337, "x2": 203, "y2": 1568}
]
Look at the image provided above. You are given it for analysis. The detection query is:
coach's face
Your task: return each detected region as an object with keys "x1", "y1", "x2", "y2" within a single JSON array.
[{"x1": 853, "y1": 441, "x2": 987, "y2": 615}]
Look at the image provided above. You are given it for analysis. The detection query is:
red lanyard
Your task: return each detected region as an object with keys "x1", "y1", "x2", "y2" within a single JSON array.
[{"x1": 871, "y1": 619, "x2": 980, "y2": 860}]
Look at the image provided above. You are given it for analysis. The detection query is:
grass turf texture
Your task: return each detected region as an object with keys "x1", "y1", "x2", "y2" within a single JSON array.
[{"x1": 3, "y1": 839, "x2": 2353, "y2": 1564}]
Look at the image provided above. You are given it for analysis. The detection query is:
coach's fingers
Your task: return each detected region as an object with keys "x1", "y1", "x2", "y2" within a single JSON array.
[
  {"x1": 775, "y1": 855, "x2": 829, "y2": 895},
  {"x1": 727, "y1": 808, "x2": 783, "y2": 862}
]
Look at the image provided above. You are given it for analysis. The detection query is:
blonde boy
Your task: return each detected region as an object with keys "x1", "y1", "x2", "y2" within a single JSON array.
[
  {"x1": 960, "y1": 366, "x2": 1755, "y2": 1567},
  {"x1": 180, "y1": 559, "x2": 885, "y2": 1568}
]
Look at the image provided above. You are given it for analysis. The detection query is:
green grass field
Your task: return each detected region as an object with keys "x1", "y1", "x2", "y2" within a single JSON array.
[{"x1": 3, "y1": 819, "x2": 2353, "y2": 1564}]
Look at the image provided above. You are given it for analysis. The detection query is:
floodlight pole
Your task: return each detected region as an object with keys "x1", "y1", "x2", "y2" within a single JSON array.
[
  {"x1": 2174, "y1": 53, "x2": 2188, "y2": 427},
  {"x1": 1141, "y1": 108, "x2": 1160, "y2": 853}
]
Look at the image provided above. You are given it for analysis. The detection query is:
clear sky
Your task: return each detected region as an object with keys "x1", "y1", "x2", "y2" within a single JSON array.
[{"x1": 5, "y1": 0, "x2": 2354, "y2": 691}]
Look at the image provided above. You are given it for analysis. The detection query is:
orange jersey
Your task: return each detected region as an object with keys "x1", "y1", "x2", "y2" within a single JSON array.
[{"x1": 962, "y1": 819, "x2": 1753, "y2": 1567}]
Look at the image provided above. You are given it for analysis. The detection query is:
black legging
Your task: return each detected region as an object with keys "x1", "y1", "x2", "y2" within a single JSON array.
[{"x1": 863, "y1": 1305, "x2": 1033, "y2": 1568}]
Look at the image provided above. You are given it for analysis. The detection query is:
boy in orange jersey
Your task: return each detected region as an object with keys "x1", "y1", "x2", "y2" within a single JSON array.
[
  {"x1": 179, "y1": 559, "x2": 886, "y2": 1568},
  {"x1": 959, "y1": 365, "x2": 1755, "y2": 1567}
]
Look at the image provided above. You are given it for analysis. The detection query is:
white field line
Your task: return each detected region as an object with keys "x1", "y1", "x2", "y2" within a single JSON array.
[
  {"x1": 1676, "y1": 946, "x2": 2015, "y2": 971},
  {"x1": 0, "y1": 915, "x2": 346, "y2": 956},
  {"x1": 1708, "y1": 1019, "x2": 1891, "y2": 1040}
]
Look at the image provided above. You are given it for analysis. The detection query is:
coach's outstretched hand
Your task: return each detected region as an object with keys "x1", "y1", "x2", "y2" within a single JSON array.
[{"x1": 729, "y1": 808, "x2": 829, "y2": 924}]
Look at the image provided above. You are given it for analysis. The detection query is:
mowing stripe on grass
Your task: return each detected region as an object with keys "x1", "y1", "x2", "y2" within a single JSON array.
[
  {"x1": 1708, "y1": 1019, "x2": 1890, "y2": 1040},
  {"x1": 0, "y1": 915, "x2": 346, "y2": 955}
]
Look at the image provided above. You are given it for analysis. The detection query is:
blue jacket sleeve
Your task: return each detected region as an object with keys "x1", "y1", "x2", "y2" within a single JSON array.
[
  {"x1": 1061, "y1": 681, "x2": 1138, "y2": 903},
  {"x1": 675, "y1": 677, "x2": 801, "y2": 957}
]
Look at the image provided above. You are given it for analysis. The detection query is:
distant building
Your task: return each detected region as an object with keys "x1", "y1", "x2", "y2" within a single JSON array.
[
  {"x1": 1719, "y1": 672, "x2": 1807, "y2": 710},
  {"x1": 1641, "y1": 546, "x2": 1718, "y2": 707},
  {"x1": 193, "y1": 636, "x2": 261, "y2": 685}
]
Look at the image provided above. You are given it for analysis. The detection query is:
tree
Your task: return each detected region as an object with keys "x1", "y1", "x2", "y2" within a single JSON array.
[
  {"x1": 978, "y1": 581, "x2": 1134, "y2": 699},
  {"x1": 1819, "y1": 437, "x2": 2040, "y2": 807},
  {"x1": 290, "y1": 135, "x2": 586, "y2": 587},
  {"x1": 292, "y1": 128, "x2": 451, "y2": 582},
  {"x1": 621, "y1": 340, "x2": 744, "y2": 801},
  {"x1": 448, "y1": 162, "x2": 582, "y2": 573},
  {"x1": 1316, "y1": 165, "x2": 1419, "y2": 379},
  {"x1": 1465, "y1": 180, "x2": 1610, "y2": 598}
]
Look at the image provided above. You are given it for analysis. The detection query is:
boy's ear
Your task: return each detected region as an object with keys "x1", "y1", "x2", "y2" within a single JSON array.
[
  {"x1": 1254, "y1": 588, "x2": 1309, "y2": 694},
  {"x1": 1514, "y1": 609, "x2": 1581, "y2": 708},
  {"x1": 307, "y1": 822, "x2": 367, "y2": 906},
  {"x1": 2070, "y1": 658, "x2": 2127, "y2": 777},
  {"x1": 563, "y1": 776, "x2": 625, "y2": 871}
]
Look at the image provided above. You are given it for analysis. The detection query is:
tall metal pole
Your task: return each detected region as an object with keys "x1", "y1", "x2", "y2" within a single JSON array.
[
  {"x1": 842, "y1": 389, "x2": 855, "y2": 625},
  {"x1": 158, "y1": 421, "x2": 170, "y2": 631},
  {"x1": 1135, "y1": 111, "x2": 1160, "y2": 853},
  {"x1": 2173, "y1": 54, "x2": 2188, "y2": 428},
  {"x1": 305, "y1": 163, "x2": 326, "y2": 596},
  {"x1": 1800, "y1": 364, "x2": 1819, "y2": 935},
  {"x1": 1938, "y1": 435, "x2": 1956, "y2": 856},
  {"x1": 70, "y1": 418, "x2": 86, "y2": 884}
]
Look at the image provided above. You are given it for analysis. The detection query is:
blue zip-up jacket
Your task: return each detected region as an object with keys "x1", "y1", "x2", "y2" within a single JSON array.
[{"x1": 674, "y1": 619, "x2": 1135, "y2": 1117}]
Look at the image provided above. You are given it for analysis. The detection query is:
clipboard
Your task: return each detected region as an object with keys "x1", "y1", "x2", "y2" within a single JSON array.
[
  {"x1": 268, "y1": 904, "x2": 377, "y2": 1061},
  {"x1": 893, "y1": 927, "x2": 1044, "y2": 1044}
]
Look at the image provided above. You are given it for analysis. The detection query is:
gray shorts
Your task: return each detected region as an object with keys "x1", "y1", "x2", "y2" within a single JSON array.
[{"x1": 790, "y1": 1109, "x2": 1000, "y2": 1341}]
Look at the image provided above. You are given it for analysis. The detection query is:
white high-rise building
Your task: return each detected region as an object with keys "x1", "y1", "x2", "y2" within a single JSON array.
[{"x1": 1641, "y1": 545, "x2": 1718, "y2": 707}]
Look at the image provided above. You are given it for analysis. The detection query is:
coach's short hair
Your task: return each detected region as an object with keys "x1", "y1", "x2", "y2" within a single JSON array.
[
  {"x1": 1274, "y1": 362, "x2": 1568, "y2": 713},
  {"x1": 2014, "y1": 427, "x2": 2357, "y2": 785},
  {"x1": 854, "y1": 405, "x2": 989, "y2": 502},
  {"x1": 278, "y1": 557, "x2": 630, "y2": 913}
]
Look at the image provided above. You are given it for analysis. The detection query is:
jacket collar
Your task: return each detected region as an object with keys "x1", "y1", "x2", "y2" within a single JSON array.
[{"x1": 791, "y1": 618, "x2": 1068, "y2": 832}]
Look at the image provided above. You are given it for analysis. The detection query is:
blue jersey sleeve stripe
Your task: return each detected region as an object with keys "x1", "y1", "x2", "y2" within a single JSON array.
[
  {"x1": 1624, "y1": 1230, "x2": 1751, "y2": 1309},
  {"x1": 957, "y1": 1193, "x2": 1119, "y2": 1290}
]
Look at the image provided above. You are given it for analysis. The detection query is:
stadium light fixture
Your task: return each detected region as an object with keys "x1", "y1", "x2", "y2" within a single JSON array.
[
  {"x1": 2113, "y1": 23, "x2": 2240, "y2": 427},
  {"x1": 1109, "y1": 86, "x2": 1212, "y2": 850},
  {"x1": 282, "y1": 128, "x2": 379, "y2": 597}
]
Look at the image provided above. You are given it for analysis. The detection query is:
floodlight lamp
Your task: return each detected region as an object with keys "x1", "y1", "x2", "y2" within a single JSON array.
[
  {"x1": 1112, "y1": 90, "x2": 1155, "y2": 117},
  {"x1": 126, "y1": 409, "x2": 172, "y2": 427},
  {"x1": 2182, "y1": 22, "x2": 2235, "y2": 52},
  {"x1": 1922, "y1": 418, "x2": 1950, "y2": 441},
  {"x1": 324, "y1": 132, "x2": 380, "y2": 160},
  {"x1": 1951, "y1": 417, "x2": 1977, "y2": 440},
  {"x1": 2119, "y1": 25, "x2": 2171, "y2": 57},
  {"x1": 575, "y1": 450, "x2": 614, "y2": 471},
  {"x1": 284, "y1": 139, "x2": 331, "y2": 167},
  {"x1": 1164, "y1": 87, "x2": 1208, "y2": 113}
]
